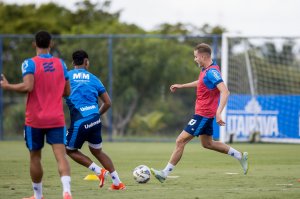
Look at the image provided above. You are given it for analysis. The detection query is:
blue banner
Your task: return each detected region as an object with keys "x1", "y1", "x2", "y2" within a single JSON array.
[{"x1": 216, "y1": 95, "x2": 300, "y2": 143}]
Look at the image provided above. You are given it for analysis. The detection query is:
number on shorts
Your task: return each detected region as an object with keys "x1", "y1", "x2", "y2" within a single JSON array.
[{"x1": 188, "y1": 119, "x2": 197, "y2": 126}]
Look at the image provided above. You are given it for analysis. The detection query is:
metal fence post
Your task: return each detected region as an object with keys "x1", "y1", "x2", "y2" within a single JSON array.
[
  {"x1": 107, "y1": 35, "x2": 113, "y2": 142},
  {"x1": 0, "y1": 36, "x2": 3, "y2": 140}
]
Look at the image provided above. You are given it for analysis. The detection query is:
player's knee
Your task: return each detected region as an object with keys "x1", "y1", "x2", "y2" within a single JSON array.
[
  {"x1": 202, "y1": 141, "x2": 213, "y2": 149},
  {"x1": 90, "y1": 147, "x2": 102, "y2": 156},
  {"x1": 66, "y1": 149, "x2": 71, "y2": 155},
  {"x1": 175, "y1": 137, "x2": 186, "y2": 148},
  {"x1": 66, "y1": 148, "x2": 76, "y2": 156}
]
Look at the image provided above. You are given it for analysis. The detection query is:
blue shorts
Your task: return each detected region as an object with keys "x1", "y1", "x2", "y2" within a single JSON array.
[
  {"x1": 184, "y1": 114, "x2": 214, "y2": 136},
  {"x1": 24, "y1": 126, "x2": 67, "y2": 151},
  {"x1": 66, "y1": 114, "x2": 102, "y2": 150}
]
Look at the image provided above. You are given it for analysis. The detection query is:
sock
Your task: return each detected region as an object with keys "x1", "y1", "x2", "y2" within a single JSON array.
[
  {"x1": 228, "y1": 147, "x2": 242, "y2": 160},
  {"x1": 163, "y1": 162, "x2": 175, "y2": 176},
  {"x1": 32, "y1": 182, "x2": 43, "y2": 199},
  {"x1": 61, "y1": 176, "x2": 71, "y2": 195},
  {"x1": 88, "y1": 162, "x2": 102, "y2": 175},
  {"x1": 110, "y1": 171, "x2": 121, "y2": 186}
]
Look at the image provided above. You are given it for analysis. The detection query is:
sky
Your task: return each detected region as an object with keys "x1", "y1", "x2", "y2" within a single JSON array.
[{"x1": 3, "y1": 0, "x2": 300, "y2": 36}]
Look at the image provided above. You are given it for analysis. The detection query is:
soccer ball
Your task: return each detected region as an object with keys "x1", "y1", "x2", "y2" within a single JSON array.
[{"x1": 133, "y1": 165, "x2": 151, "y2": 183}]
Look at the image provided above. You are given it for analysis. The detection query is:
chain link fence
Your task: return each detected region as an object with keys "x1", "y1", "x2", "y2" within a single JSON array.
[{"x1": 0, "y1": 34, "x2": 221, "y2": 141}]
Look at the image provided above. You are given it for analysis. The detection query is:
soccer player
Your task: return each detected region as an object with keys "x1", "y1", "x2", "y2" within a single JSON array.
[
  {"x1": 151, "y1": 43, "x2": 248, "y2": 183},
  {"x1": 0, "y1": 31, "x2": 72, "y2": 199},
  {"x1": 64, "y1": 50, "x2": 125, "y2": 190}
]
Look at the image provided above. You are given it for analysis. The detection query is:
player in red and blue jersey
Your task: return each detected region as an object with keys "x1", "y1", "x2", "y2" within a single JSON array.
[
  {"x1": 64, "y1": 50, "x2": 125, "y2": 190},
  {"x1": 151, "y1": 43, "x2": 249, "y2": 183},
  {"x1": 0, "y1": 31, "x2": 72, "y2": 199}
]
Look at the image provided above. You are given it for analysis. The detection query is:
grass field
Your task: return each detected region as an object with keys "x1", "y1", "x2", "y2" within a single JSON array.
[{"x1": 0, "y1": 141, "x2": 300, "y2": 199}]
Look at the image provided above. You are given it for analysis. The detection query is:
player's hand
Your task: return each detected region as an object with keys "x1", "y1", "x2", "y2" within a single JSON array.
[
  {"x1": 0, "y1": 74, "x2": 9, "y2": 89},
  {"x1": 216, "y1": 113, "x2": 226, "y2": 126},
  {"x1": 170, "y1": 84, "x2": 182, "y2": 92}
]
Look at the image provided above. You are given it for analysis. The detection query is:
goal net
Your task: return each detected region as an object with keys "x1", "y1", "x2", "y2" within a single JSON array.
[{"x1": 221, "y1": 34, "x2": 300, "y2": 143}]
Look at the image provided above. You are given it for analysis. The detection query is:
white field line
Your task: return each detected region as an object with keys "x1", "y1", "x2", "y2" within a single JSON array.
[
  {"x1": 167, "y1": 176, "x2": 180, "y2": 178},
  {"x1": 225, "y1": 172, "x2": 239, "y2": 175}
]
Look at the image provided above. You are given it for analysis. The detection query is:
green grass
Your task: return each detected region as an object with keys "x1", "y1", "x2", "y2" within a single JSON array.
[{"x1": 0, "y1": 141, "x2": 300, "y2": 199}]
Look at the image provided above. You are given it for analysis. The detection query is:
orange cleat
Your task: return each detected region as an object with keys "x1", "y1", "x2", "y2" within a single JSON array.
[
  {"x1": 98, "y1": 168, "x2": 109, "y2": 188},
  {"x1": 63, "y1": 192, "x2": 72, "y2": 199},
  {"x1": 109, "y1": 182, "x2": 126, "y2": 190}
]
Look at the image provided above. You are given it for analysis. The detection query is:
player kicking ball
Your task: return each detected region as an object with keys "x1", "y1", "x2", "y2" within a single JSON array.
[
  {"x1": 151, "y1": 43, "x2": 248, "y2": 183},
  {"x1": 64, "y1": 50, "x2": 125, "y2": 190}
]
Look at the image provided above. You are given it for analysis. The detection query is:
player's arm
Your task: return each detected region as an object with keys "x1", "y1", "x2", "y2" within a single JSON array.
[
  {"x1": 0, "y1": 74, "x2": 34, "y2": 93},
  {"x1": 215, "y1": 82, "x2": 230, "y2": 126},
  {"x1": 63, "y1": 80, "x2": 71, "y2": 97},
  {"x1": 98, "y1": 92, "x2": 112, "y2": 115},
  {"x1": 170, "y1": 80, "x2": 198, "y2": 92}
]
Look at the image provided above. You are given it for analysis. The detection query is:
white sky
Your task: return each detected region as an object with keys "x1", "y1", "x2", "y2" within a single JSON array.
[{"x1": 3, "y1": 0, "x2": 300, "y2": 36}]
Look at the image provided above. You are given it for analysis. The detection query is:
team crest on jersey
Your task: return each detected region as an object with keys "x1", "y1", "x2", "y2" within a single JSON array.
[{"x1": 43, "y1": 62, "x2": 55, "y2": 72}]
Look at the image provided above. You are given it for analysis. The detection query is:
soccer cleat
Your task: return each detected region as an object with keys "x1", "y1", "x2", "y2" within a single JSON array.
[
  {"x1": 109, "y1": 182, "x2": 126, "y2": 190},
  {"x1": 239, "y1": 152, "x2": 249, "y2": 175},
  {"x1": 150, "y1": 168, "x2": 166, "y2": 183},
  {"x1": 63, "y1": 192, "x2": 72, "y2": 199},
  {"x1": 22, "y1": 196, "x2": 44, "y2": 199},
  {"x1": 98, "y1": 168, "x2": 109, "y2": 188}
]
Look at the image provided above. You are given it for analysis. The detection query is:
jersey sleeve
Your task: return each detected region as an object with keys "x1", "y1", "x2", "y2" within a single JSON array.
[
  {"x1": 21, "y1": 59, "x2": 35, "y2": 77},
  {"x1": 206, "y1": 69, "x2": 223, "y2": 86},
  {"x1": 95, "y1": 78, "x2": 106, "y2": 96},
  {"x1": 60, "y1": 59, "x2": 69, "y2": 80}
]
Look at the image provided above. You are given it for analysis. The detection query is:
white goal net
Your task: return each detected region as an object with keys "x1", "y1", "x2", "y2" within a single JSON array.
[{"x1": 221, "y1": 34, "x2": 300, "y2": 143}]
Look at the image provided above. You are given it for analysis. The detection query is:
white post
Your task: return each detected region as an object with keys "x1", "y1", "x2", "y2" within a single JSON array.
[{"x1": 220, "y1": 33, "x2": 229, "y2": 143}]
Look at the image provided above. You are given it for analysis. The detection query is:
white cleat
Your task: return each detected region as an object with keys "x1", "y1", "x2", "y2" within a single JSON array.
[
  {"x1": 239, "y1": 152, "x2": 249, "y2": 175},
  {"x1": 150, "y1": 168, "x2": 166, "y2": 183}
]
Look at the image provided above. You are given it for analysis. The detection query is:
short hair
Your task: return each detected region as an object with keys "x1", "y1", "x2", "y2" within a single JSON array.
[
  {"x1": 35, "y1": 30, "x2": 51, "y2": 48},
  {"x1": 194, "y1": 43, "x2": 212, "y2": 56},
  {"x1": 72, "y1": 50, "x2": 89, "y2": 65}
]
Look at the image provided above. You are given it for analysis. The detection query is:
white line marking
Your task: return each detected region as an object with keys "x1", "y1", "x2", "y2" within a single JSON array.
[
  {"x1": 167, "y1": 176, "x2": 180, "y2": 178},
  {"x1": 276, "y1": 184, "x2": 293, "y2": 186},
  {"x1": 225, "y1": 172, "x2": 239, "y2": 175}
]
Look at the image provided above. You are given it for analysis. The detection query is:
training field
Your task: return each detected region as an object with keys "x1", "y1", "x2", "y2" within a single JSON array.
[{"x1": 0, "y1": 141, "x2": 299, "y2": 199}]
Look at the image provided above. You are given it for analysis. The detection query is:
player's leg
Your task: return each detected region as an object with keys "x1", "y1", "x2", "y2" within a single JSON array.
[
  {"x1": 66, "y1": 148, "x2": 94, "y2": 167},
  {"x1": 151, "y1": 121, "x2": 194, "y2": 183},
  {"x1": 199, "y1": 135, "x2": 248, "y2": 174},
  {"x1": 86, "y1": 116, "x2": 125, "y2": 190},
  {"x1": 66, "y1": 116, "x2": 113, "y2": 189},
  {"x1": 151, "y1": 115, "x2": 202, "y2": 182},
  {"x1": 169, "y1": 130, "x2": 194, "y2": 166},
  {"x1": 89, "y1": 146, "x2": 125, "y2": 190},
  {"x1": 23, "y1": 126, "x2": 45, "y2": 199},
  {"x1": 198, "y1": 118, "x2": 248, "y2": 175},
  {"x1": 65, "y1": 118, "x2": 97, "y2": 168},
  {"x1": 47, "y1": 127, "x2": 72, "y2": 198},
  {"x1": 200, "y1": 134, "x2": 231, "y2": 153},
  {"x1": 66, "y1": 146, "x2": 110, "y2": 189}
]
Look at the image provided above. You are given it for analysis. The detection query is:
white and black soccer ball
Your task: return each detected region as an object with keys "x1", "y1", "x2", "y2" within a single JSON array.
[{"x1": 133, "y1": 165, "x2": 151, "y2": 183}]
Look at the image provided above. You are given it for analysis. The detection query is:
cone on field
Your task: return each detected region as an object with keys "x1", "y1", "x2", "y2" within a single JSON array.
[{"x1": 84, "y1": 174, "x2": 98, "y2": 181}]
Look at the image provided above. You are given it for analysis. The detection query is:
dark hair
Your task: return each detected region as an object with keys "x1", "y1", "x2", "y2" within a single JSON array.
[
  {"x1": 194, "y1": 43, "x2": 212, "y2": 56},
  {"x1": 72, "y1": 50, "x2": 89, "y2": 65},
  {"x1": 35, "y1": 30, "x2": 51, "y2": 48}
]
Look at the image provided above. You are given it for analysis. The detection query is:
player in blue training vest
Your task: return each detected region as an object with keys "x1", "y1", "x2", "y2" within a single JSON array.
[{"x1": 65, "y1": 50, "x2": 126, "y2": 190}]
